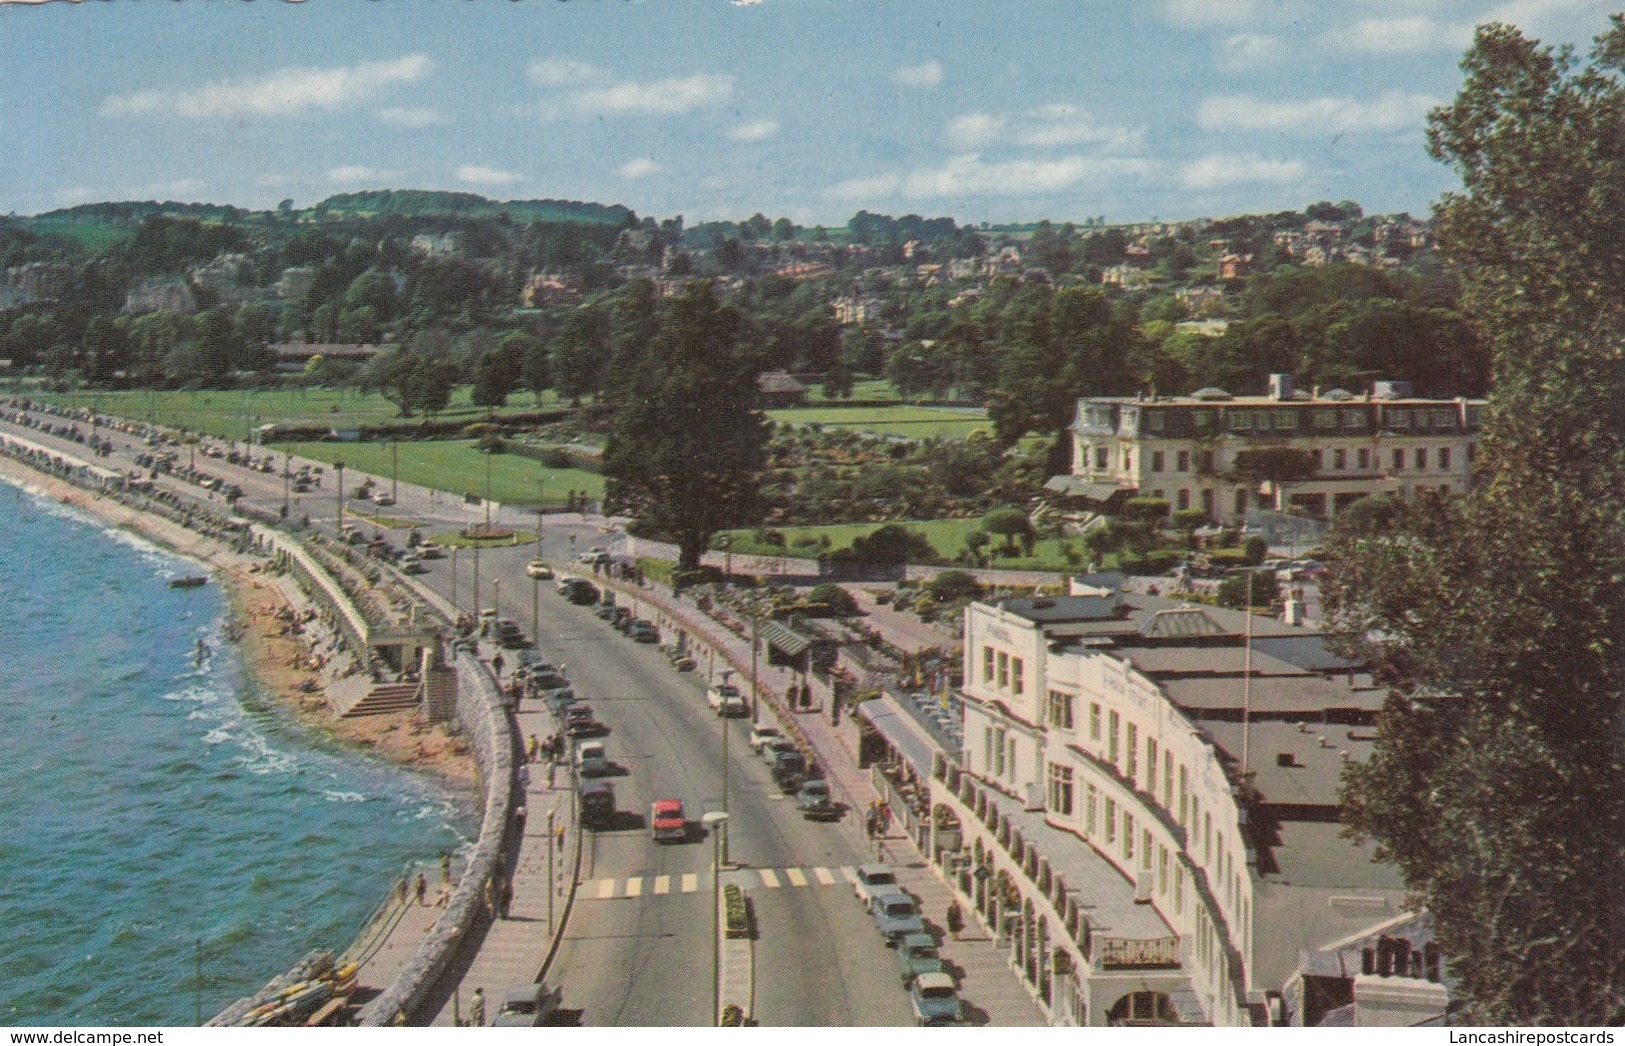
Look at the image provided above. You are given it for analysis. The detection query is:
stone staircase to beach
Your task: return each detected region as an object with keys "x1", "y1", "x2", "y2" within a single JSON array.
[{"x1": 339, "y1": 682, "x2": 422, "y2": 718}]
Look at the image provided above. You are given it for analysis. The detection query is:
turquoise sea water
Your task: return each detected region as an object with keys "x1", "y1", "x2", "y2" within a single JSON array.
[{"x1": 0, "y1": 485, "x2": 475, "y2": 1026}]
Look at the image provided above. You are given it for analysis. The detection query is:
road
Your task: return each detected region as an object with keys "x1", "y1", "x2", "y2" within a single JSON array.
[{"x1": 0, "y1": 403, "x2": 914, "y2": 1026}]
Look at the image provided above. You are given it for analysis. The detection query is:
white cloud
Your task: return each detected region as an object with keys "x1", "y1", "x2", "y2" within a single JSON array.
[
  {"x1": 101, "y1": 55, "x2": 432, "y2": 121},
  {"x1": 52, "y1": 186, "x2": 98, "y2": 206},
  {"x1": 1334, "y1": 16, "x2": 1474, "y2": 54},
  {"x1": 828, "y1": 153, "x2": 1156, "y2": 201},
  {"x1": 619, "y1": 158, "x2": 660, "y2": 179},
  {"x1": 729, "y1": 118, "x2": 779, "y2": 142},
  {"x1": 946, "y1": 105, "x2": 1142, "y2": 152},
  {"x1": 456, "y1": 164, "x2": 521, "y2": 186},
  {"x1": 328, "y1": 165, "x2": 386, "y2": 184},
  {"x1": 379, "y1": 106, "x2": 445, "y2": 128},
  {"x1": 528, "y1": 58, "x2": 601, "y2": 86},
  {"x1": 1219, "y1": 33, "x2": 1281, "y2": 70},
  {"x1": 1197, "y1": 90, "x2": 1437, "y2": 134},
  {"x1": 253, "y1": 173, "x2": 292, "y2": 188},
  {"x1": 1162, "y1": 0, "x2": 1259, "y2": 27},
  {"x1": 131, "y1": 177, "x2": 206, "y2": 198},
  {"x1": 1181, "y1": 152, "x2": 1307, "y2": 189},
  {"x1": 553, "y1": 72, "x2": 734, "y2": 118},
  {"x1": 893, "y1": 61, "x2": 944, "y2": 88},
  {"x1": 946, "y1": 112, "x2": 1006, "y2": 148}
]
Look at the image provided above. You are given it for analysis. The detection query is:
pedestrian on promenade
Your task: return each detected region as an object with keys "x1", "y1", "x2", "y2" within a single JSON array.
[
  {"x1": 414, "y1": 872, "x2": 427, "y2": 906},
  {"x1": 527, "y1": 733, "x2": 540, "y2": 763},
  {"x1": 470, "y1": 987, "x2": 485, "y2": 1028},
  {"x1": 483, "y1": 876, "x2": 495, "y2": 919},
  {"x1": 947, "y1": 900, "x2": 964, "y2": 941},
  {"x1": 396, "y1": 875, "x2": 409, "y2": 907},
  {"x1": 517, "y1": 763, "x2": 530, "y2": 792},
  {"x1": 492, "y1": 652, "x2": 505, "y2": 677},
  {"x1": 515, "y1": 803, "x2": 528, "y2": 836},
  {"x1": 500, "y1": 876, "x2": 513, "y2": 919}
]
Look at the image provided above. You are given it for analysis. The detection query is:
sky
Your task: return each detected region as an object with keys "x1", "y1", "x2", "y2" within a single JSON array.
[{"x1": 0, "y1": 0, "x2": 1616, "y2": 227}]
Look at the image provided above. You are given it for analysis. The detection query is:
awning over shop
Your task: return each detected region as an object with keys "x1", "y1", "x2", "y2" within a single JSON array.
[
  {"x1": 856, "y1": 694, "x2": 942, "y2": 778},
  {"x1": 759, "y1": 619, "x2": 811, "y2": 658}
]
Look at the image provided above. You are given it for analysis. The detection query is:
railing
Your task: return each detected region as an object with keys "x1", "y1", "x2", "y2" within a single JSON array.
[{"x1": 1098, "y1": 935, "x2": 1181, "y2": 970}]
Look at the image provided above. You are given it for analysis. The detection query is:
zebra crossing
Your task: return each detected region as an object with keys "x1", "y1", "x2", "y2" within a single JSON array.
[{"x1": 580, "y1": 865, "x2": 855, "y2": 900}]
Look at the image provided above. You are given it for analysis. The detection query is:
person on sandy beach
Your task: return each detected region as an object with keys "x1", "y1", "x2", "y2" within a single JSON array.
[
  {"x1": 440, "y1": 851, "x2": 452, "y2": 884},
  {"x1": 414, "y1": 872, "x2": 427, "y2": 906}
]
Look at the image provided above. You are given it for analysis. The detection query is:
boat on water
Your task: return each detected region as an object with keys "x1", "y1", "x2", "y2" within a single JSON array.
[{"x1": 170, "y1": 575, "x2": 208, "y2": 589}]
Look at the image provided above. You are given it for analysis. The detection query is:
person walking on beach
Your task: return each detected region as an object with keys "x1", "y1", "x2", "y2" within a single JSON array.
[
  {"x1": 396, "y1": 875, "x2": 409, "y2": 907},
  {"x1": 414, "y1": 872, "x2": 427, "y2": 906},
  {"x1": 470, "y1": 987, "x2": 485, "y2": 1028}
]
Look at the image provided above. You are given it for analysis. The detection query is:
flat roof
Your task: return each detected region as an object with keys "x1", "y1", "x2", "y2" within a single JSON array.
[
  {"x1": 1200, "y1": 721, "x2": 1376, "y2": 809},
  {"x1": 1159, "y1": 675, "x2": 1386, "y2": 718}
]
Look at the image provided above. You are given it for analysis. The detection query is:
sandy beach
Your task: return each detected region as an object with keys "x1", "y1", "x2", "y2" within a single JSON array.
[{"x1": 0, "y1": 454, "x2": 477, "y2": 790}]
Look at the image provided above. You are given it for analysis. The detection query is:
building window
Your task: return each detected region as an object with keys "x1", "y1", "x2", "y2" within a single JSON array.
[
  {"x1": 1108, "y1": 710, "x2": 1120, "y2": 766},
  {"x1": 983, "y1": 727, "x2": 993, "y2": 770},
  {"x1": 1333, "y1": 448, "x2": 1346, "y2": 470},
  {"x1": 1048, "y1": 690, "x2": 1075, "y2": 729},
  {"x1": 1310, "y1": 449, "x2": 1323, "y2": 471},
  {"x1": 1126, "y1": 723, "x2": 1138, "y2": 781},
  {"x1": 1415, "y1": 447, "x2": 1427, "y2": 470},
  {"x1": 1392, "y1": 448, "x2": 1405, "y2": 471},
  {"x1": 1122, "y1": 450, "x2": 1132, "y2": 471},
  {"x1": 1011, "y1": 657, "x2": 1024, "y2": 695},
  {"x1": 1202, "y1": 489, "x2": 1214, "y2": 516},
  {"x1": 1095, "y1": 446, "x2": 1108, "y2": 470},
  {"x1": 1124, "y1": 813, "x2": 1135, "y2": 860},
  {"x1": 1199, "y1": 450, "x2": 1215, "y2": 473},
  {"x1": 1228, "y1": 411, "x2": 1252, "y2": 432},
  {"x1": 1315, "y1": 409, "x2": 1338, "y2": 430},
  {"x1": 1048, "y1": 763, "x2": 1075, "y2": 816},
  {"x1": 1158, "y1": 846, "x2": 1170, "y2": 895},
  {"x1": 1164, "y1": 752, "x2": 1174, "y2": 810},
  {"x1": 1151, "y1": 450, "x2": 1165, "y2": 472},
  {"x1": 1191, "y1": 796, "x2": 1200, "y2": 847},
  {"x1": 1342, "y1": 409, "x2": 1364, "y2": 430},
  {"x1": 1175, "y1": 866, "x2": 1185, "y2": 915},
  {"x1": 1086, "y1": 784, "x2": 1098, "y2": 835},
  {"x1": 1467, "y1": 443, "x2": 1476, "y2": 463},
  {"x1": 1089, "y1": 702, "x2": 1101, "y2": 741},
  {"x1": 993, "y1": 728, "x2": 1006, "y2": 776},
  {"x1": 1440, "y1": 447, "x2": 1452, "y2": 470},
  {"x1": 1358, "y1": 448, "x2": 1371, "y2": 469},
  {"x1": 982, "y1": 646, "x2": 994, "y2": 683},
  {"x1": 1176, "y1": 450, "x2": 1189, "y2": 472},
  {"x1": 1105, "y1": 798, "x2": 1117, "y2": 843},
  {"x1": 1008, "y1": 738, "x2": 1017, "y2": 782},
  {"x1": 1143, "y1": 830, "x2": 1154, "y2": 872},
  {"x1": 1204, "y1": 814, "x2": 1212, "y2": 865},
  {"x1": 1179, "y1": 766, "x2": 1189, "y2": 827},
  {"x1": 1147, "y1": 411, "x2": 1165, "y2": 432},
  {"x1": 1147, "y1": 738, "x2": 1160, "y2": 800},
  {"x1": 996, "y1": 651, "x2": 1009, "y2": 688},
  {"x1": 1177, "y1": 489, "x2": 1190, "y2": 511}
]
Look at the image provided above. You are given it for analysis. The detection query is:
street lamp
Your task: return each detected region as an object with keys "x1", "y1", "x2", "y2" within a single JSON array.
[
  {"x1": 390, "y1": 437, "x2": 399, "y2": 504},
  {"x1": 335, "y1": 460, "x2": 346, "y2": 530},
  {"x1": 720, "y1": 534, "x2": 731, "y2": 579},
  {"x1": 701, "y1": 810, "x2": 730, "y2": 1027},
  {"x1": 451, "y1": 546, "x2": 459, "y2": 611}
]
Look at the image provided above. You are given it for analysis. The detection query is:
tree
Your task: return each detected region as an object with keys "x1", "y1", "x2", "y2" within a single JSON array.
[
  {"x1": 982, "y1": 507, "x2": 1034, "y2": 555},
  {"x1": 471, "y1": 343, "x2": 524, "y2": 411},
  {"x1": 602, "y1": 282, "x2": 769, "y2": 570},
  {"x1": 1215, "y1": 569, "x2": 1277, "y2": 610},
  {"x1": 1326, "y1": 20, "x2": 1625, "y2": 1025}
]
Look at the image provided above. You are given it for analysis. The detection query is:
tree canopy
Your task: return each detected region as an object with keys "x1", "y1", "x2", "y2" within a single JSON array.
[{"x1": 1326, "y1": 18, "x2": 1625, "y2": 1025}]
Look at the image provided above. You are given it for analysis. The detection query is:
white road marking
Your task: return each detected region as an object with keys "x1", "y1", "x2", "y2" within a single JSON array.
[
  {"x1": 786, "y1": 867, "x2": 809, "y2": 887},
  {"x1": 681, "y1": 873, "x2": 699, "y2": 893},
  {"x1": 625, "y1": 876, "x2": 643, "y2": 898},
  {"x1": 840, "y1": 866, "x2": 859, "y2": 884},
  {"x1": 595, "y1": 879, "x2": 616, "y2": 899},
  {"x1": 813, "y1": 867, "x2": 836, "y2": 886},
  {"x1": 654, "y1": 875, "x2": 671, "y2": 895},
  {"x1": 759, "y1": 868, "x2": 781, "y2": 888}
]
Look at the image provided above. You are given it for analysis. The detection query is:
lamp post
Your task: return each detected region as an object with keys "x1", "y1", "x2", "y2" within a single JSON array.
[
  {"x1": 493, "y1": 577, "x2": 502, "y2": 624},
  {"x1": 749, "y1": 606, "x2": 761, "y2": 725},
  {"x1": 484, "y1": 448, "x2": 493, "y2": 533},
  {"x1": 546, "y1": 807, "x2": 557, "y2": 934},
  {"x1": 390, "y1": 437, "x2": 399, "y2": 504},
  {"x1": 474, "y1": 547, "x2": 482, "y2": 618},
  {"x1": 720, "y1": 535, "x2": 731, "y2": 579},
  {"x1": 335, "y1": 460, "x2": 346, "y2": 531},
  {"x1": 701, "y1": 810, "x2": 730, "y2": 1027},
  {"x1": 282, "y1": 451, "x2": 291, "y2": 520},
  {"x1": 451, "y1": 546, "x2": 459, "y2": 611}
]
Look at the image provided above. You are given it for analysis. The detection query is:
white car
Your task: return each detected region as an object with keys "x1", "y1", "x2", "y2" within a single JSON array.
[
  {"x1": 526, "y1": 559, "x2": 555, "y2": 579},
  {"x1": 748, "y1": 725, "x2": 782, "y2": 753},
  {"x1": 577, "y1": 740, "x2": 610, "y2": 777},
  {"x1": 706, "y1": 682, "x2": 747, "y2": 717}
]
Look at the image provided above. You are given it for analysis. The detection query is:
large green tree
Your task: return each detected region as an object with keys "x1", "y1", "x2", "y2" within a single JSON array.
[
  {"x1": 1326, "y1": 19, "x2": 1625, "y2": 1025},
  {"x1": 602, "y1": 282, "x2": 769, "y2": 570}
]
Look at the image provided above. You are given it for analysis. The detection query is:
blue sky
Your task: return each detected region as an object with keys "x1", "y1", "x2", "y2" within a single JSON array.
[{"x1": 0, "y1": 0, "x2": 1614, "y2": 226}]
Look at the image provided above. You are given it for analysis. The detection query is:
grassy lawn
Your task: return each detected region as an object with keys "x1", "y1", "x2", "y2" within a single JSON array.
[
  {"x1": 717, "y1": 518, "x2": 1092, "y2": 573},
  {"x1": 429, "y1": 528, "x2": 539, "y2": 548},
  {"x1": 766, "y1": 404, "x2": 989, "y2": 440},
  {"x1": 278, "y1": 439, "x2": 603, "y2": 509},
  {"x1": 31, "y1": 386, "x2": 566, "y2": 443}
]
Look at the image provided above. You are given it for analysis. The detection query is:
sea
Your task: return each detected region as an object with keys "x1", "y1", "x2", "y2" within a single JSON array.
[{"x1": 0, "y1": 483, "x2": 476, "y2": 1026}]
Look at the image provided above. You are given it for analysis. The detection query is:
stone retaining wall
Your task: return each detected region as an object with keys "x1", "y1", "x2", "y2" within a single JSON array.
[{"x1": 356, "y1": 650, "x2": 513, "y2": 1026}]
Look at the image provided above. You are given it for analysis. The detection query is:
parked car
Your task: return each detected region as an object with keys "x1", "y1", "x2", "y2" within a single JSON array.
[
  {"x1": 544, "y1": 687, "x2": 578, "y2": 714},
  {"x1": 909, "y1": 972, "x2": 963, "y2": 1026},
  {"x1": 760, "y1": 736, "x2": 799, "y2": 764},
  {"x1": 770, "y1": 749, "x2": 807, "y2": 792},
  {"x1": 795, "y1": 779, "x2": 838, "y2": 821},
  {"x1": 869, "y1": 890, "x2": 926, "y2": 945},
  {"x1": 491, "y1": 983, "x2": 561, "y2": 1027},
  {"x1": 416, "y1": 543, "x2": 445, "y2": 560},
  {"x1": 610, "y1": 606, "x2": 634, "y2": 631},
  {"x1": 853, "y1": 864, "x2": 900, "y2": 907},
  {"x1": 748, "y1": 725, "x2": 783, "y2": 753},
  {"x1": 650, "y1": 798, "x2": 687, "y2": 843},
  {"x1": 896, "y1": 933, "x2": 947, "y2": 985},
  {"x1": 578, "y1": 546, "x2": 609, "y2": 565},
  {"x1": 560, "y1": 578, "x2": 598, "y2": 605},
  {"x1": 706, "y1": 682, "x2": 746, "y2": 716},
  {"x1": 526, "y1": 559, "x2": 555, "y2": 579},
  {"x1": 579, "y1": 780, "x2": 616, "y2": 830},
  {"x1": 627, "y1": 620, "x2": 659, "y2": 644},
  {"x1": 564, "y1": 704, "x2": 602, "y2": 737},
  {"x1": 400, "y1": 558, "x2": 428, "y2": 575},
  {"x1": 372, "y1": 493, "x2": 396, "y2": 507},
  {"x1": 577, "y1": 740, "x2": 610, "y2": 777}
]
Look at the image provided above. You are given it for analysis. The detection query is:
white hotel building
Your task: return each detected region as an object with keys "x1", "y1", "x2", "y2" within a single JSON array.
[{"x1": 921, "y1": 575, "x2": 1450, "y2": 1026}]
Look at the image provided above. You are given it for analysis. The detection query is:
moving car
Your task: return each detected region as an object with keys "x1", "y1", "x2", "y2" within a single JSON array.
[
  {"x1": 853, "y1": 864, "x2": 900, "y2": 907},
  {"x1": 909, "y1": 972, "x2": 963, "y2": 1026},
  {"x1": 491, "y1": 983, "x2": 561, "y2": 1027},
  {"x1": 371, "y1": 493, "x2": 395, "y2": 507},
  {"x1": 795, "y1": 779, "x2": 838, "y2": 821},
  {"x1": 896, "y1": 933, "x2": 947, "y2": 986},
  {"x1": 650, "y1": 798, "x2": 687, "y2": 843},
  {"x1": 770, "y1": 749, "x2": 807, "y2": 792},
  {"x1": 869, "y1": 890, "x2": 926, "y2": 945},
  {"x1": 627, "y1": 620, "x2": 659, "y2": 644},
  {"x1": 748, "y1": 725, "x2": 782, "y2": 753},
  {"x1": 526, "y1": 559, "x2": 554, "y2": 579},
  {"x1": 579, "y1": 780, "x2": 616, "y2": 830}
]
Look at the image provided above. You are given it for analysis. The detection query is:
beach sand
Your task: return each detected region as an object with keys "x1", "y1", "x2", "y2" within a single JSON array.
[{"x1": 0, "y1": 455, "x2": 477, "y2": 790}]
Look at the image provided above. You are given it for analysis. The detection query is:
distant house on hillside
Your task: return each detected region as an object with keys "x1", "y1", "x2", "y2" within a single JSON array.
[{"x1": 756, "y1": 371, "x2": 808, "y2": 408}]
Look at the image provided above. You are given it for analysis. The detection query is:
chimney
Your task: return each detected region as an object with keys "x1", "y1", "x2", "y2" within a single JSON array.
[{"x1": 1268, "y1": 373, "x2": 1295, "y2": 401}]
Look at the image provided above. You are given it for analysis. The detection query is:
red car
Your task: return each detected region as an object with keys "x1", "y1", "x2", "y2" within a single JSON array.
[{"x1": 650, "y1": 799, "x2": 687, "y2": 843}]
